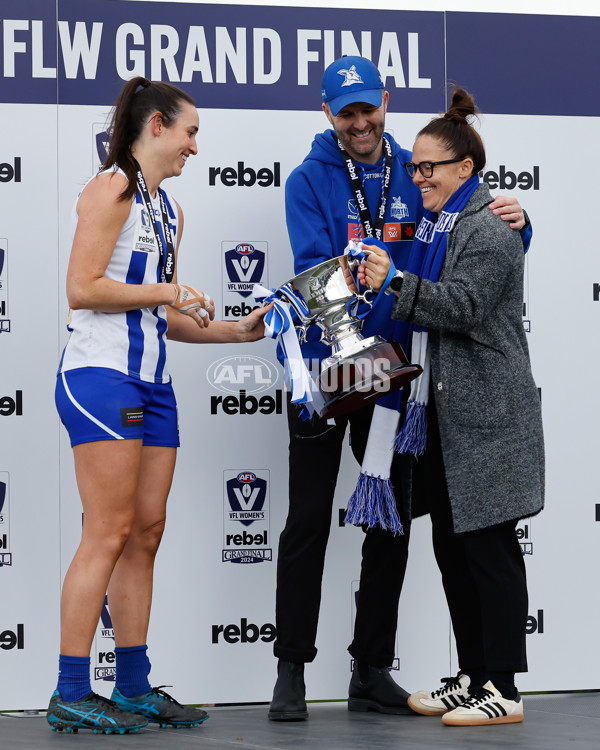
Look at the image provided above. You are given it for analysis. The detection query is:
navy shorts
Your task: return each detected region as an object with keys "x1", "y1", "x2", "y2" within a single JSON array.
[{"x1": 56, "y1": 367, "x2": 180, "y2": 448}]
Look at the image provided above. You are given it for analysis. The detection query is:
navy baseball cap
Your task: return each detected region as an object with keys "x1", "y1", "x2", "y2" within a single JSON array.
[{"x1": 321, "y1": 56, "x2": 385, "y2": 116}]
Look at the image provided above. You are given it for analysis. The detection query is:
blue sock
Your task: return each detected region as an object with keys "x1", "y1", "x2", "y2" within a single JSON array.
[
  {"x1": 115, "y1": 645, "x2": 152, "y2": 698},
  {"x1": 57, "y1": 654, "x2": 91, "y2": 703}
]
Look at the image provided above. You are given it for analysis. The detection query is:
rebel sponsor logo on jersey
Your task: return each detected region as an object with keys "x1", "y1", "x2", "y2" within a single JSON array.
[
  {"x1": 209, "y1": 162, "x2": 280, "y2": 188},
  {"x1": 94, "y1": 596, "x2": 115, "y2": 681},
  {"x1": 211, "y1": 618, "x2": 276, "y2": 644},
  {"x1": 0, "y1": 239, "x2": 11, "y2": 334},
  {"x1": 0, "y1": 157, "x2": 21, "y2": 183},
  {"x1": 207, "y1": 355, "x2": 280, "y2": 395},
  {"x1": 223, "y1": 470, "x2": 272, "y2": 564},
  {"x1": 481, "y1": 165, "x2": 540, "y2": 191},
  {"x1": 526, "y1": 609, "x2": 544, "y2": 635},
  {"x1": 517, "y1": 520, "x2": 533, "y2": 556},
  {"x1": 0, "y1": 474, "x2": 12, "y2": 567},
  {"x1": 1, "y1": 624, "x2": 24, "y2": 650},
  {"x1": 0, "y1": 391, "x2": 22, "y2": 417}
]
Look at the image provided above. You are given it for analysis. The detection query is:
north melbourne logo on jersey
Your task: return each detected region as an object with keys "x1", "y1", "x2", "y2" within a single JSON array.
[
  {"x1": 391, "y1": 196, "x2": 409, "y2": 220},
  {"x1": 338, "y1": 65, "x2": 364, "y2": 87},
  {"x1": 223, "y1": 242, "x2": 267, "y2": 298}
]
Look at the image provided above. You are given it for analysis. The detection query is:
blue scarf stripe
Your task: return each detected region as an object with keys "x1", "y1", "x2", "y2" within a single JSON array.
[{"x1": 394, "y1": 175, "x2": 480, "y2": 456}]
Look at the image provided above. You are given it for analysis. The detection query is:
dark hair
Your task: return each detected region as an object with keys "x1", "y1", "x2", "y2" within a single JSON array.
[
  {"x1": 101, "y1": 77, "x2": 196, "y2": 201},
  {"x1": 417, "y1": 87, "x2": 485, "y2": 175}
]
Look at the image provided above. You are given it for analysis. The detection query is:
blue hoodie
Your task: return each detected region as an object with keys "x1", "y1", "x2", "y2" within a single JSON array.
[{"x1": 284, "y1": 129, "x2": 424, "y2": 363}]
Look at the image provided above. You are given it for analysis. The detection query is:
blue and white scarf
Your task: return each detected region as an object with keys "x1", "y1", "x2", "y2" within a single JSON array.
[
  {"x1": 394, "y1": 175, "x2": 480, "y2": 456},
  {"x1": 345, "y1": 175, "x2": 480, "y2": 533}
]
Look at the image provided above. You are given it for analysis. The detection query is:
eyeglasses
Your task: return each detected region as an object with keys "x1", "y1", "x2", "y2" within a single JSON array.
[{"x1": 404, "y1": 158, "x2": 463, "y2": 178}]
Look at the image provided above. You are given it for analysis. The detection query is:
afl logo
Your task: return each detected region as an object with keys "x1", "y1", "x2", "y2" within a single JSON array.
[
  {"x1": 235, "y1": 243, "x2": 254, "y2": 255},
  {"x1": 237, "y1": 472, "x2": 257, "y2": 483},
  {"x1": 206, "y1": 355, "x2": 280, "y2": 394}
]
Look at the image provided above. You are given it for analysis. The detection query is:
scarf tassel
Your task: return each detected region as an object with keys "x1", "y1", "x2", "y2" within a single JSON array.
[
  {"x1": 394, "y1": 400, "x2": 428, "y2": 456},
  {"x1": 345, "y1": 473, "x2": 403, "y2": 535}
]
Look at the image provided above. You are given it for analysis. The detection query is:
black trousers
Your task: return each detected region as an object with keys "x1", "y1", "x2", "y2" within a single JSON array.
[
  {"x1": 416, "y1": 405, "x2": 529, "y2": 677},
  {"x1": 274, "y1": 397, "x2": 410, "y2": 667}
]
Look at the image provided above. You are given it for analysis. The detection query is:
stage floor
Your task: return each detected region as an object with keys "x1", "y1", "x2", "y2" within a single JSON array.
[{"x1": 2, "y1": 693, "x2": 599, "y2": 749}]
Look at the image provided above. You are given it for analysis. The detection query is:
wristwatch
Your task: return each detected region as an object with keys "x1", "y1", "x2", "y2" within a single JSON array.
[{"x1": 385, "y1": 269, "x2": 404, "y2": 295}]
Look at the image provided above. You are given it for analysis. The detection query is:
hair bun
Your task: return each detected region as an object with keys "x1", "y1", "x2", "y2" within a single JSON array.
[
  {"x1": 446, "y1": 87, "x2": 477, "y2": 123},
  {"x1": 415, "y1": 84, "x2": 485, "y2": 174}
]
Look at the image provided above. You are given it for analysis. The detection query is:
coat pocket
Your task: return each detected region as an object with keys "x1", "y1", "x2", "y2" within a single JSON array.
[{"x1": 445, "y1": 337, "x2": 521, "y2": 428}]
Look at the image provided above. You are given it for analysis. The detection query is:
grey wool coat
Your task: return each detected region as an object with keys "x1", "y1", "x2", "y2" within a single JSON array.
[{"x1": 392, "y1": 184, "x2": 544, "y2": 533}]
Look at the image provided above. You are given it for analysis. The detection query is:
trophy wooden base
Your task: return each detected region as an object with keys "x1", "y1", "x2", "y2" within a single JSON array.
[{"x1": 317, "y1": 341, "x2": 422, "y2": 420}]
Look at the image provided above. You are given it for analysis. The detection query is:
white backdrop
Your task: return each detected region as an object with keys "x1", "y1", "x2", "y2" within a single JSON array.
[{"x1": 1, "y1": 0, "x2": 599, "y2": 711}]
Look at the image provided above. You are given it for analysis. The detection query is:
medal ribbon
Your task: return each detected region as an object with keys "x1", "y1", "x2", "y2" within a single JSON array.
[{"x1": 133, "y1": 158, "x2": 176, "y2": 283}]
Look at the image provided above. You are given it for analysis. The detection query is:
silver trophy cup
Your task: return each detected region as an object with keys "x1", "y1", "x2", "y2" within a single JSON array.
[{"x1": 275, "y1": 255, "x2": 422, "y2": 418}]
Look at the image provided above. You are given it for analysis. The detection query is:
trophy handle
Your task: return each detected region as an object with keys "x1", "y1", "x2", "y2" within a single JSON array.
[
  {"x1": 353, "y1": 287, "x2": 375, "y2": 307},
  {"x1": 345, "y1": 254, "x2": 375, "y2": 308},
  {"x1": 296, "y1": 324, "x2": 309, "y2": 344}
]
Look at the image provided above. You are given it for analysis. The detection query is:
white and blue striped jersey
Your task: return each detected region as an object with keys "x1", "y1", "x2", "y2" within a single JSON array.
[{"x1": 59, "y1": 169, "x2": 180, "y2": 384}]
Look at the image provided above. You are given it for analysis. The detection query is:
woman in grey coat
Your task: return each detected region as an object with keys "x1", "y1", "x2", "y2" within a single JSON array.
[{"x1": 371, "y1": 88, "x2": 544, "y2": 727}]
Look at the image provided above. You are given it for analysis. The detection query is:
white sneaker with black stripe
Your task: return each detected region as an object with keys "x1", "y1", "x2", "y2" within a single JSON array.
[
  {"x1": 441, "y1": 681, "x2": 524, "y2": 726},
  {"x1": 408, "y1": 673, "x2": 471, "y2": 716}
]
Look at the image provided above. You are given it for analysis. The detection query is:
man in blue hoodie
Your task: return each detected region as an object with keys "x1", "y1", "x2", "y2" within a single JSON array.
[{"x1": 268, "y1": 55, "x2": 530, "y2": 721}]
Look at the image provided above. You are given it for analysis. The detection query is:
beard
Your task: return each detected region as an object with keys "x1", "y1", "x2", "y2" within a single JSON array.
[{"x1": 335, "y1": 121, "x2": 385, "y2": 163}]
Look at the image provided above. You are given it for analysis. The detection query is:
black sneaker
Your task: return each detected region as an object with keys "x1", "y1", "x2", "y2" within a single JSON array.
[
  {"x1": 111, "y1": 686, "x2": 209, "y2": 728},
  {"x1": 46, "y1": 690, "x2": 148, "y2": 734}
]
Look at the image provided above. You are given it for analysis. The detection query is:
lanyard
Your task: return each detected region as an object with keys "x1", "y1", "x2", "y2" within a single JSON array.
[
  {"x1": 338, "y1": 136, "x2": 393, "y2": 242},
  {"x1": 133, "y1": 159, "x2": 175, "y2": 283}
]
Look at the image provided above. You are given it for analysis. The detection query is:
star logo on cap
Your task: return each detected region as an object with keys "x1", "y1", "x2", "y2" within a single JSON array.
[{"x1": 337, "y1": 65, "x2": 364, "y2": 88}]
